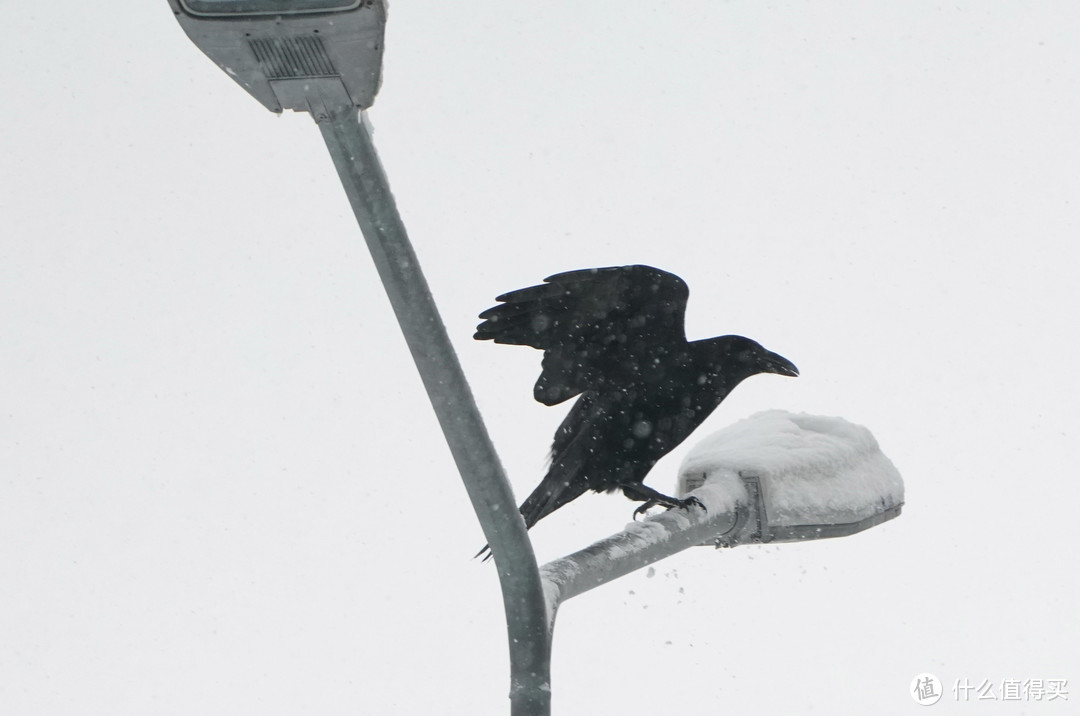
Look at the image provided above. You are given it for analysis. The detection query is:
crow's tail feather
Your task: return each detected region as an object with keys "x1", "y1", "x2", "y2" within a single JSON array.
[{"x1": 474, "y1": 461, "x2": 590, "y2": 562}]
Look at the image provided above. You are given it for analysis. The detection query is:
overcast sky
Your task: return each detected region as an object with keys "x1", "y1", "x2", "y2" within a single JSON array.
[{"x1": 2, "y1": 2, "x2": 1078, "y2": 714}]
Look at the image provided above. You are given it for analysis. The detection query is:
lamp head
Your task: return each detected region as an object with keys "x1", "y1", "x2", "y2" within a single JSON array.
[{"x1": 168, "y1": 0, "x2": 386, "y2": 118}]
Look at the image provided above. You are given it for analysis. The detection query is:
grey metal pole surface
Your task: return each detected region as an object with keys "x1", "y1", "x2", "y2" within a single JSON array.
[
  {"x1": 540, "y1": 488, "x2": 744, "y2": 634},
  {"x1": 315, "y1": 108, "x2": 551, "y2": 715}
]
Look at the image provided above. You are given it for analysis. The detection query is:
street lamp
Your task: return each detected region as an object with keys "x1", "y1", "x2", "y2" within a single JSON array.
[{"x1": 166, "y1": 5, "x2": 903, "y2": 714}]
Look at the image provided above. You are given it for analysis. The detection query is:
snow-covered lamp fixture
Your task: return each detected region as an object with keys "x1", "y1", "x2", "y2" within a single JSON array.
[
  {"x1": 167, "y1": 0, "x2": 385, "y2": 117},
  {"x1": 677, "y1": 411, "x2": 904, "y2": 547}
]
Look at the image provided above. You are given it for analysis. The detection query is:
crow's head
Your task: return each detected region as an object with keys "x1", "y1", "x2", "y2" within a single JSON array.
[{"x1": 709, "y1": 335, "x2": 799, "y2": 381}]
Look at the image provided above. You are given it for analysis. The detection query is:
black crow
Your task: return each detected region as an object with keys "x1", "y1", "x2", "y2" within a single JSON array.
[{"x1": 475, "y1": 265, "x2": 797, "y2": 552}]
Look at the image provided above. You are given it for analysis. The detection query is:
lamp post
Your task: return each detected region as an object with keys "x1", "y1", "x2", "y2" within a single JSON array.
[{"x1": 166, "y1": 2, "x2": 552, "y2": 713}]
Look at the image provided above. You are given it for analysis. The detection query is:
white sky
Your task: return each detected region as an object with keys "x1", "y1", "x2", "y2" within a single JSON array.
[{"x1": 2, "y1": 2, "x2": 1077, "y2": 714}]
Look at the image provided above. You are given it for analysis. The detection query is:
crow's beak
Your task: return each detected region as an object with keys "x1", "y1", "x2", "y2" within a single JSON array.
[{"x1": 763, "y1": 351, "x2": 799, "y2": 377}]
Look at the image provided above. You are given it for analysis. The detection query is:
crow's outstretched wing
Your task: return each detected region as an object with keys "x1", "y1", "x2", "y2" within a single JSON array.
[{"x1": 474, "y1": 265, "x2": 689, "y2": 405}]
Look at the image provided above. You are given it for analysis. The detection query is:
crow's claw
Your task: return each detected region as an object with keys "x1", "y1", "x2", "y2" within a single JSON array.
[
  {"x1": 677, "y1": 495, "x2": 707, "y2": 513},
  {"x1": 633, "y1": 499, "x2": 659, "y2": 520}
]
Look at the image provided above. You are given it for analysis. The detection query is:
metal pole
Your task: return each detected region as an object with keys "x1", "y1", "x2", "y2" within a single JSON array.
[{"x1": 314, "y1": 107, "x2": 551, "y2": 715}]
